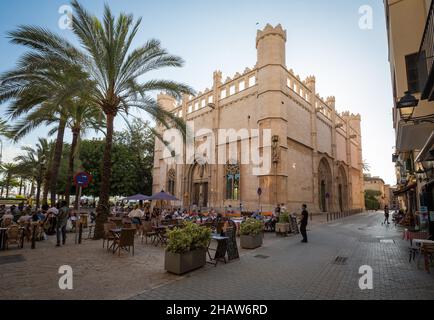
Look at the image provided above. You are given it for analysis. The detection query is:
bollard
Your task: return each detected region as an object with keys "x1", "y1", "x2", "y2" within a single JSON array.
[
  {"x1": 31, "y1": 224, "x2": 36, "y2": 249},
  {"x1": 78, "y1": 222, "x2": 83, "y2": 244},
  {"x1": 327, "y1": 213, "x2": 329, "y2": 222}
]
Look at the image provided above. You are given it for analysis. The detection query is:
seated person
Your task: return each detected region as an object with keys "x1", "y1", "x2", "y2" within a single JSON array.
[
  {"x1": 89, "y1": 211, "x2": 96, "y2": 224},
  {"x1": 128, "y1": 205, "x2": 144, "y2": 225},
  {"x1": 18, "y1": 212, "x2": 32, "y2": 224},
  {"x1": 1, "y1": 210, "x2": 14, "y2": 227},
  {"x1": 164, "y1": 212, "x2": 173, "y2": 220}
]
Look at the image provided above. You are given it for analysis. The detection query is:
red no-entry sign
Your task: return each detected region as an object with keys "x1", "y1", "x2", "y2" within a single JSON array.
[{"x1": 74, "y1": 172, "x2": 92, "y2": 188}]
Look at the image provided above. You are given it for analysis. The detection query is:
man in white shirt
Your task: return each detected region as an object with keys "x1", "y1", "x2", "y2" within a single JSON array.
[{"x1": 128, "y1": 205, "x2": 144, "y2": 232}]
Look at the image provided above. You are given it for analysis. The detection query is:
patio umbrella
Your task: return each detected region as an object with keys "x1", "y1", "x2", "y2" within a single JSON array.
[
  {"x1": 123, "y1": 194, "x2": 151, "y2": 201},
  {"x1": 148, "y1": 190, "x2": 179, "y2": 201}
]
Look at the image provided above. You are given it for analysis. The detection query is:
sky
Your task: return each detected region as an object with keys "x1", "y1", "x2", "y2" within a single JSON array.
[{"x1": 0, "y1": 0, "x2": 396, "y2": 185}]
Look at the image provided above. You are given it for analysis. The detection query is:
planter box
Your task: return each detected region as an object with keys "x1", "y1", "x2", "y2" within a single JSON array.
[
  {"x1": 240, "y1": 234, "x2": 263, "y2": 249},
  {"x1": 165, "y1": 248, "x2": 206, "y2": 275},
  {"x1": 275, "y1": 223, "x2": 290, "y2": 235}
]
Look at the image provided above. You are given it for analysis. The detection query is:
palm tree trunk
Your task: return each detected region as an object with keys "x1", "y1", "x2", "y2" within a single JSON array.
[
  {"x1": 19, "y1": 178, "x2": 23, "y2": 195},
  {"x1": 65, "y1": 127, "x2": 80, "y2": 206},
  {"x1": 49, "y1": 117, "x2": 67, "y2": 206},
  {"x1": 42, "y1": 165, "x2": 51, "y2": 205},
  {"x1": 29, "y1": 179, "x2": 34, "y2": 198},
  {"x1": 0, "y1": 186, "x2": 3, "y2": 198},
  {"x1": 35, "y1": 179, "x2": 42, "y2": 208},
  {"x1": 5, "y1": 175, "x2": 10, "y2": 198},
  {"x1": 94, "y1": 112, "x2": 115, "y2": 239}
]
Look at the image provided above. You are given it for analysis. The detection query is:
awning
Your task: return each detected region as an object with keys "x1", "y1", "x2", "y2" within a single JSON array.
[
  {"x1": 396, "y1": 122, "x2": 434, "y2": 152},
  {"x1": 393, "y1": 183, "x2": 417, "y2": 196},
  {"x1": 414, "y1": 130, "x2": 434, "y2": 162}
]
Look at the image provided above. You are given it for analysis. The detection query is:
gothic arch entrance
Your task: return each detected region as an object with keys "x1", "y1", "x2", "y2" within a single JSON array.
[
  {"x1": 336, "y1": 166, "x2": 349, "y2": 212},
  {"x1": 318, "y1": 158, "x2": 332, "y2": 212},
  {"x1": 187, "y1": 162, "x2": 209, "y2": 209}
]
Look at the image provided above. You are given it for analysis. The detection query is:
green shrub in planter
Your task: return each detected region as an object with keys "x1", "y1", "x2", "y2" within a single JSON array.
[
  {"x1": 240, "y1": 218, "x2": 263, "y2": 236},
  {"x1": 276, "y1": 212, "x2": 290, "y2": 235},
  {"x1": 166, "y1": 222, "x2": 211, "y2": 254},
  {"x1": 165, "y1": 222, "x2": 212, "y2": 275},
  {"x1": 240, "y1": 219, "x2": 263, "y2": 249},
  {"x1": 279, "y1": 212, "x2": 290, "y2": 223}
]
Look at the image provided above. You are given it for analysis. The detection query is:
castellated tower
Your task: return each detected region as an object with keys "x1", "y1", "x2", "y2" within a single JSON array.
[
  {"x1": 157, "y1": 93, "x2": 177, "y2": 112},
  {"x1": 256, "y1": 24, "x2": 289, "y2": 205}
]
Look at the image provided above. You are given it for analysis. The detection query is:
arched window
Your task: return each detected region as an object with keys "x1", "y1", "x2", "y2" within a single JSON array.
[
  {"x1": 225, "y1": 163, "x2": 240, "y2": 200},
  {"x1": 167, "y1": 169, "x2": 176, "y2": 195}
]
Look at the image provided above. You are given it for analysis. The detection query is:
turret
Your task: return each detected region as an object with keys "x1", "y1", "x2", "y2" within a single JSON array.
[
  {"x1": 157, "y1": 93, "x2": 177, "y2": 112},
  {"x1": 256, "y1": 24, "x2": 287, "y2": 68}
]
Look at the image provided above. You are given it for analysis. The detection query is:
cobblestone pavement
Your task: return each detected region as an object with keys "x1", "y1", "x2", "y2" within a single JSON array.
[
  {"x1": 0, "y1": 221, "x2": 279, "y2": 299},
  {"x1": 131, "y1": 212, "x2": 434, "y2": 300},
  {"x1": 0, "y1": 231, "x2": 178, "y2": 300}
]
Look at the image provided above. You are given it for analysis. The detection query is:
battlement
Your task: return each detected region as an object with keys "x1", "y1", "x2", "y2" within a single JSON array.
[
  {"x1": 340, "y1": 111, "x2": 361, "y2": 120},
  {"x1": 256, "y1": 23, "x2": 287, "y2": 47}
]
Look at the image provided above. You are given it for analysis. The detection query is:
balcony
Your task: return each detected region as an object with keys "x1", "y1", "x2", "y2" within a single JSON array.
[{"x1": 419, "y1": 0, "x2": 434, "y2": 101}]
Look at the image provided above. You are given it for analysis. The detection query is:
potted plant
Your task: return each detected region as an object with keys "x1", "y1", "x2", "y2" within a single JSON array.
[
  {"x1": 165, "y1": 222, "x2": 211, "y2": 275},
  {"x1": 275, "y1": 212, "x2": 290, "y2": 235},
  {"x1": 240, "y1": 218, "x2": 263, "y2": 249}
]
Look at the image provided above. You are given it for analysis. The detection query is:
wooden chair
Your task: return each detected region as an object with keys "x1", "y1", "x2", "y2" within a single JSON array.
[
  {"x1": 6, "y1": 225, "x2": 22, "y2": 249},
  {"x1": 108, "y1": 217, "x2": 123, "y2": 228},
  {"x1": 420, "y1": 243, "x2": 434, "y2": 273},
  {"x1": 102, "y1": 222, "x2": 117, "y2": 250},
  {"x1": 1, "y1": 217, "x2": 13, "y2": 228},
  {"x1": 141, "y1": 221, "x2": 157, "y2": 244},
  {"x1": 113, "y1": 228, "x2": 135, "y2": 256}
]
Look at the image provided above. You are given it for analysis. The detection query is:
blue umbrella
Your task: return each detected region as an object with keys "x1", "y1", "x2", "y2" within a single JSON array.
[
  {"x1": 148, "y1": 190, "x2": 179, "y2": 201},
  {"x1": 123, "y1": 194, "x2": 150, "y2": 201}
]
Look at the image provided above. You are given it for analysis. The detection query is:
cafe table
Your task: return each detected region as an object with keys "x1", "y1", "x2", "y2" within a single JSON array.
[
  {"x1": 152, "y1": 225, "x2": 173, "y2": 246},
  {"x1": 412, "y1": 239, "x2": 434, "y2": 272}
]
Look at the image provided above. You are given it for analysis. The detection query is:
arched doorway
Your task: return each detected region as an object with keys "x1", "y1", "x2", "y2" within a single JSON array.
[
  {"x1": 188, "y1": 162, "x2": 209, "y2": 208},
  {"x1": 336, "y1": 166, "x2": 348, "y2": 212},
  {"x1": 318, "y1": 158, "x2": 332, "y2": 212}
]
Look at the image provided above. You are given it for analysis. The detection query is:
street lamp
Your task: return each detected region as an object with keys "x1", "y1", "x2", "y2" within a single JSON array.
[{"x1": 397, "y1": 91, "x2": 419, "y2": 122}]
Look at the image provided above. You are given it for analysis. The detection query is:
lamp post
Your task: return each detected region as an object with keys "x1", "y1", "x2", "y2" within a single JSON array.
[{"x1": 397, "y1": 91, "x2": 419, "y2": 122}]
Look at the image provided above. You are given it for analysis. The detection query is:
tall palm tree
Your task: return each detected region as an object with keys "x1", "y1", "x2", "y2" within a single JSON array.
[
  {"x1": 70, "y1": 1, "x2": 193, "y2": 238},
  {"x1": 14, "y1": 138, "x2": 50, "y2": 208},
  {"x1": 0, "y1": 119, "x2": 10, "y2": 138},
  {"x1": 0, "y1": 56, "x2": 92, "y2": 206},
  {"x1": 0, "y1": 163, "x2": 17, "y2": 198},
  {"x1": 64, "y1": 99, "x2": 105, "y2": 205},
  {"x1": 1, "y1": 1, "x2": 194, "y2": 238}
]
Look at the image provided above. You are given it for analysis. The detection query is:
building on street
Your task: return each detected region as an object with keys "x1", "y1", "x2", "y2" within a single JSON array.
[
  {"x1": 152, "y1": 24, "x2": 365, "y2": 213},
  {"x1": 363, "y1": 175, "x2": 390, "y2": 209},
  {"x1": 385, "y1": 0, "x2": 434, "y2": 218}
]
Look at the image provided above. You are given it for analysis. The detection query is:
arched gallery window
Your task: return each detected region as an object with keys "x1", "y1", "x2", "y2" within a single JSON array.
[
  {"x1": 167, "y1": 169, "x2": 176, "y2": 195},
  {"x1": 225, "y1": 163, "x2": 240, "y2": 200}
]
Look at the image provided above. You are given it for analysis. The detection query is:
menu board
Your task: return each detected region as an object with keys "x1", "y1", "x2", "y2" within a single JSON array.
[
  {"x1": 226, "y1": 226, "x2": 239, "y2": 261},
  {"x1": 289, "y1": 216, "x2": 299, "y2": 234}
]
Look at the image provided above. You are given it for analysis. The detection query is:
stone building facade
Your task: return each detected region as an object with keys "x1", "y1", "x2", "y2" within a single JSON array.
[
  {"x1": 363, "y1": 175, "x2": 390, "y2": 209},
  {"x1": 152, "y1": 24, "x2": 365, "y2": 213}
]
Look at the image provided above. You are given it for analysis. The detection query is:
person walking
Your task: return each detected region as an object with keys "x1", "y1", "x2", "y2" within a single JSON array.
[
  {"x1": 384, "y1": 205, "x2": 390, "y2": 225},
  {"x1": 300, "y1": 204, "x2": 309, "y2": 243},
  {"x1": 56, "y1": 201, "x2": 69, "y2": 247}
]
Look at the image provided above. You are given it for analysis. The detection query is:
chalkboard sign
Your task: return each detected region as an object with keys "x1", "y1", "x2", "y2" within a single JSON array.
[
  {"x1": 226, "y1": 226, "x2": 239, "y2": 261},
  {"x1": 290, "y1": 216, "x2": 299, "y2": 234},
  {"x1": 214, "y1": 238, "x2": 228, "y2": 262}
]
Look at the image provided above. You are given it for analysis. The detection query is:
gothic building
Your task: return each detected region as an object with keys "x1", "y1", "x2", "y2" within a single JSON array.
[{"x1": 152, "y1": 24, "x2": 365, "y2": 213}]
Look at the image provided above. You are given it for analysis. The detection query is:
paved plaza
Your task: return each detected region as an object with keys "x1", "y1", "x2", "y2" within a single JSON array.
[
  {"x1": 131, "y1": 212, "x2": 434, "y2": 300},
  {"x1": 1, "y1": 212, "x2": 433, "y2": 300}
]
